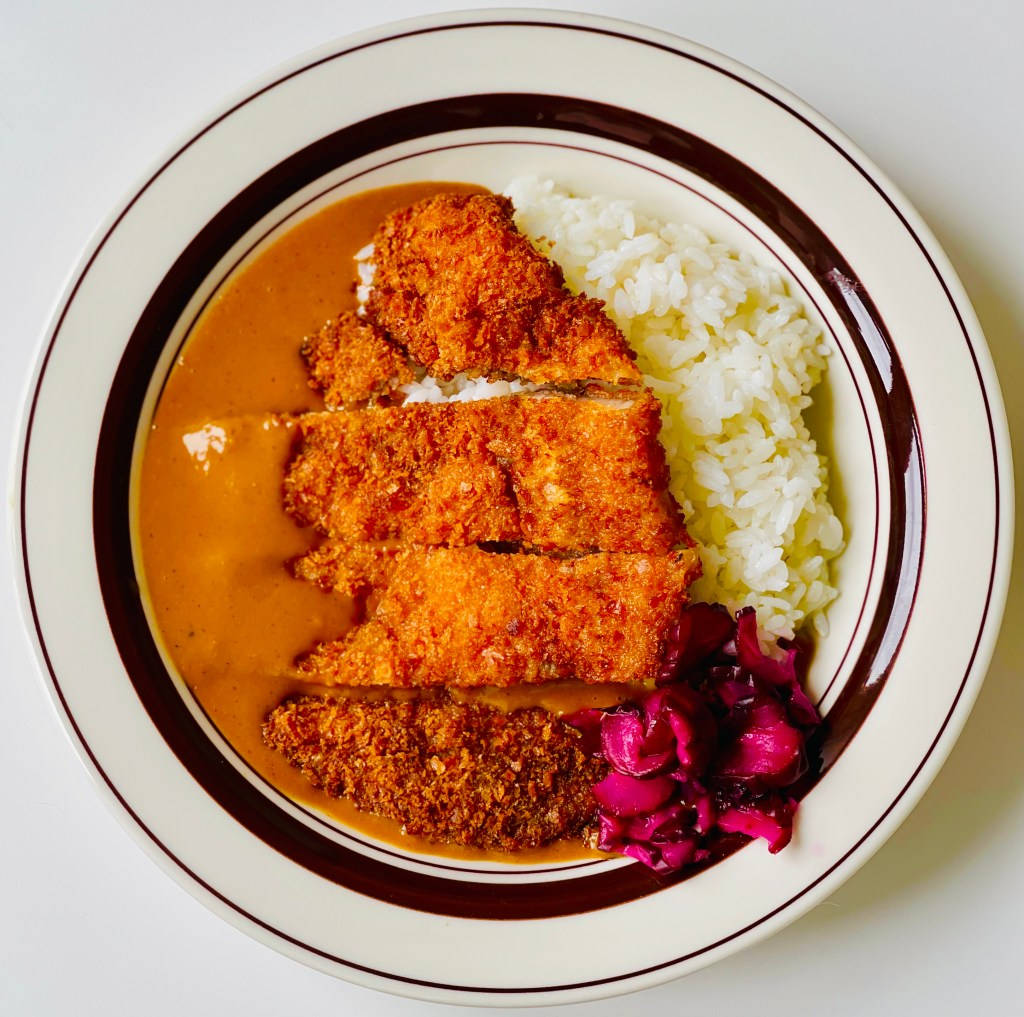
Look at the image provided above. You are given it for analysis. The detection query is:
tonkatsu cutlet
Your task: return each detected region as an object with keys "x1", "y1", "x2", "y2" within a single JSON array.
[
  {"x1": 366, "y1": 193, "x2": 641, "y2": 386},
  {"x1": 283, "y1": 392, "x2": 687, "y2": 553},
  {"x1": 262, "y1": 695, "x2": 605, "y2": 850},
  {"x1": 294, "y1": 546, "x2": 701, "y2": 688},
  {"x1": 301, "y1": 310, "x2": 412, "y2": 407}
]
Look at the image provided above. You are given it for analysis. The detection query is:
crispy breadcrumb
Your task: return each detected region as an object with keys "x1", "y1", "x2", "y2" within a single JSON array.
[
  {"x1": 301, "y1": 311, "x2": 413, "y2": 407},
  {"x1": 366, "y1": 193, "x2": 641, "y2": 385},
  {"x1": 294, "y1": 546, "x2": 701, "y2": 687},
  {"x1": 290, "y1": 541, "x2": 399, "y2": 598},
  {"x1": 283, "y1": 392, "x2": 687, "y2": 552},
  {"x1": 262, "y1": 694, "x2": 605, "y2": 850}
]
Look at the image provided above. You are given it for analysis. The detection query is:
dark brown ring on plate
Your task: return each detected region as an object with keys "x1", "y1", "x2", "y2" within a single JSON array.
[
  {"x1": 91, "y1": 91, "x2": 923, "y2": 917},
  {"x1": 19, "y1": 17, "x2": 1001, "y2": 994},
  {"x1": 138, "y1": 136, "x2": 880, "y2": 877}
]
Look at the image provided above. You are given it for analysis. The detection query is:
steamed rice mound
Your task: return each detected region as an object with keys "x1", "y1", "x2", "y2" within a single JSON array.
[{"x1": 505, "y1": 178, "x2": 843, "y2": 641}]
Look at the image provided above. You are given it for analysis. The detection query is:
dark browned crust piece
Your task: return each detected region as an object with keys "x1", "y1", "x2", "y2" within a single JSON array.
[
  {"x1": 367, "y1": 193, "x2": 642, "y2": 386},
  {"x1": 283, "y1": 392, "x2": 688, "y2": 553},
  {"x1": 262, "y1": 694, "x2": 605, "y2": 850},
  {"x1": 293, "y1": 545, "x2": 701, "y2": 688}
]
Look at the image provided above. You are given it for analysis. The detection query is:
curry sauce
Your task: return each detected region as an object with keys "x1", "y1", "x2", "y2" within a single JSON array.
[{"x1": 137, "y1": 183, "x2": 630, "y2": 863}]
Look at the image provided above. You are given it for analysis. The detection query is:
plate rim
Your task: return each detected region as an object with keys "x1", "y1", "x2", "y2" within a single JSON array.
[{"x1": 9, "y1": 7, "x2": 1014, "y2": 1006}]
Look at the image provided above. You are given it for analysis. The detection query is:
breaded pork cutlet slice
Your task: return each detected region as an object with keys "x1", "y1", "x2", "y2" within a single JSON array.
[
  {"x1": 300, "y1": 311, "x2": 414, "y2": 407},
  {"x1": 365, "y1": 192, "x2": 641, "y2": 386},
  {"x1": 283, "y1": 391, "x2": 687, "y2": 553},
  {"x1": 292, "y1": 545, "x2": 701, "y2": 688},
  {"x1": 291, "y1": 541, "x2": 400, "y2": 598},
  {"x1": 262, "y1": 695, "x2": 605, "y2": 850}
]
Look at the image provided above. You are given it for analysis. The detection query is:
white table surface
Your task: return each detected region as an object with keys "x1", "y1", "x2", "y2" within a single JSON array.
[{"x1": 3, "y1": 2, "x2": 1022, "y2": 1014}]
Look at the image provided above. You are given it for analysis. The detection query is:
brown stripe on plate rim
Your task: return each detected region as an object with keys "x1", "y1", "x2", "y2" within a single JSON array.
[
  {"x1": 90, "y1": 91, "x2": 923, "y2": 918},
  {"x1": 16, "y1": 16, "x2": 1001, "y2": 993},
  {"x1": 152, "y1": 137, "x2": 880, "y2": 874}
]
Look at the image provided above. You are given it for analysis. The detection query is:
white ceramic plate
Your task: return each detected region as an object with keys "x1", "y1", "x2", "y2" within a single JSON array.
[{"x1": 13, "y1": 9, "x2": 1012, "y2": 1006}]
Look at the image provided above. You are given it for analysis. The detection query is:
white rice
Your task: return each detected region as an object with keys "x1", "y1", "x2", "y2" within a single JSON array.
[
  {"x1": 354, "y1": 243, "x2": 376, "y2": 309},
  {"x1": 400, "y1": 373, "x2": 538, "y2": 404},
  {"x1": 358, "y1": 179, "x2": 844, "y2": 640}
]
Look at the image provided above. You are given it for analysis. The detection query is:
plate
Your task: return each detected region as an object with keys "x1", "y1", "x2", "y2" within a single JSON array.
[{"x1": 12, "y1": 9, "x2": 1012, "y2": 1005}]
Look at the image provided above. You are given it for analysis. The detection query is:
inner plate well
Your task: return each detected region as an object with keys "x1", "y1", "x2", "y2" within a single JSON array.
[{"x1": 130, "y1": 137, "x2": 879, "y2": 878}]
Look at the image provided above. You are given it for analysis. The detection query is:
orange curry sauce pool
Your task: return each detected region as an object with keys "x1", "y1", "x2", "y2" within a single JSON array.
[{"x1": 137, "y1": 182, "x2": 634, "y2": 862}]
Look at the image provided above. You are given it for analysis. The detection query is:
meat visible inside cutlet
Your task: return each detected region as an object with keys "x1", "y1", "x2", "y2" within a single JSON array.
[
  {"x1": 292, "y1": 545, "x2": 701, "y2": 688},
  {"x1": 366, "y1": 192, "x2": 641, "y2": 386},
  {"x1": 283, "y1": 391, "x2": 688, "y2": 553},
  {"x1": 301, "y1": 310, "x2": 413, "y2": 407},
  {"x1": 262, "y1": 694, "x2": 606, "y2": 850}
]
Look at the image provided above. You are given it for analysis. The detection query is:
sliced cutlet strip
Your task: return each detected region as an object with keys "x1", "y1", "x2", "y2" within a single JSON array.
[
  {"x1": 365, "y1": 192, "x2": 642, "y2": 386},
  {"x1": 262, "y1": 694, "x2": 605, "y2": 850},
  {"x1": 294, "y1": 545, "x2": 702, "y2": 688},
  {"x1": 283, "y1": 391, "x2": 687, "y2": 553},
  {"x1": 301, "y1": 310, "x2": 413, "y2": 407}
]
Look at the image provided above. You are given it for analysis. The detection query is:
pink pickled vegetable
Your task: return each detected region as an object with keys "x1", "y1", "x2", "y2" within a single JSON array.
[
  {"x1": 593, "y1": 772, "x2": 676, "y2": 817},
  {"x1": 735, "y1": 607, "x2": 820, "y2": 727},
  {"x1": 597, "y1": 804, "x2": 703, "y2": 875},
  {"x1": 658, "y1": 602, "x2": 735, "y2": 684},
  {"x1": 716, "y1": 704, "x2": 806, "y2": 789},
  {"x1": 567, "y1": 603, "x2": 820, "y2": 876},
  {"x1": 717, "y1": 799, "x2": 797, "y2": 854},
  {"x1": 563, "y1": 707, "x2": 603, "y2": 756},
  {"x1": 644, "y1": 686, "x2": 716, "y2": 775},
  {"x1": 600, "y1": 710, "x2": 676, "y2": 777}
]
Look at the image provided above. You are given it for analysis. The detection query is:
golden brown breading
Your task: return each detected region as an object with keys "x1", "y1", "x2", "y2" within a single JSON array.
[
  {"x1": 366, "y1": 193, "x2": 641, "y2": 385},
  {"x1": 283, "y1": 392, "x2": 687, "y2": 552},
  {"x1": 290, "y1": 541, "x2": 399, "y2": 598},
  {"x1": 262, "y1": 694, "x2": 605, "y2": 850},
  {"x1": 301, "y1": 310, "x2": 413, "y2": 407},
  {"x1": 294, "y1": 546, "x2": 701, "y2": 687}
]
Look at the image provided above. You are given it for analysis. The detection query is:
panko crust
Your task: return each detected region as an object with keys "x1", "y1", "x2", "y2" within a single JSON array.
[
  {"x1": 262, "y1": 694, "x2": 605, "y2": 850},
  {"x1": 367, "y1": 193, "x2": 641, "y2": 385},
  {"x1": 301, "y1": 310, "x2": 413, "y2": 407},
  {"x1": 294, "y1": 545, "x2": 702, "y2": 688},
  {"x1": 282, "y1": 393, "x2": 687, "y2": 553}
]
